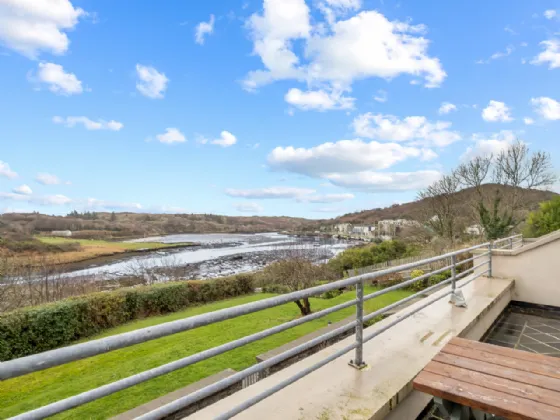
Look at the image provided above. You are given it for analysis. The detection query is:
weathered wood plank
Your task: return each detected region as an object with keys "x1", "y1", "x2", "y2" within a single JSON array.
[
  {"x1": 451, "y1": 337, "x2": 560, "y2": 369},
  {"x1": 424, "y1": 360, "x2": 560, "y2": 409},
  {"x1": 433, "y1": 352, "x2": 560, "y2": 393},
  {"x1": 441, "y1": 343, "x2": 560, "y2": 380},
  {"x1": 413, "y1": 371, "x2": 560, "y2": 420}
]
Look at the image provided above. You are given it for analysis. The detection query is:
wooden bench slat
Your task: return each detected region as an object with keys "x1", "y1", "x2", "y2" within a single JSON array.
[
  {"x1": 424, "y1": 360, "x2": 560, "y2": 409},
  {"x1": 433, "y1": 352, "x2": 560, "y2": 393},
  {"x1": 413, "y1": 371, "x2": 560, "y2": 420},
  {"x1": 441, "y1": 343, "x2": 560, "y2": 380},
  {"x1": 450, "y1": 337, "x2": 560, "y2": 369}
]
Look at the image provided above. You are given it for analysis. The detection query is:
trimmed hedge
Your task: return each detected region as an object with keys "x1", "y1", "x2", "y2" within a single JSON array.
[{"x1": 0, "y1": 274, "x2": 254, "y2": 361}]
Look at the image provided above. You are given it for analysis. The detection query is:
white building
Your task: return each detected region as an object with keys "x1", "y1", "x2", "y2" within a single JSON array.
[
  {"x1": 352, "y1": 225, "x2": 375, "y2": 236},
  {"x1": 334, "y1": 223, "x2": 352, "y2": 234},
  {"x1": 465, "y1": 224, "x2": 484, "y2": 236}
]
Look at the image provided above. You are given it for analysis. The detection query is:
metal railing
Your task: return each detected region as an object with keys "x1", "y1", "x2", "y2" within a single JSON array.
[
  {"x1": 493, "y1": 233, "x2": 523, "y2": 250},
  {"x1": 0, "y1": 235, "x2": 523, "y2": 420}
]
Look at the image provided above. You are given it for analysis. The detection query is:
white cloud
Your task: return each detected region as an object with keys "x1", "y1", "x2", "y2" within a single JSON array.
[
  {"x1": 13, "y1": 184, "x2": 32, "y2": 195},
  {"x1": 234, "y1": 202, "x2": 264, "y2": 213},
  {"x1": 156, "y1": 128, "x2": 186, "y2": 144},
  {"x1": 373, "y1": 89, "x2": 387, "y2": 103},
  {"x1": 531, "y1": 97, "x2": 560, "y2": 120},
  {"x1": 268, "y1": 139, "x2": 434, "y2": 177},
  {"x1": 85, "y1": 198, "x2": 142, "y2": 211},
  {"x1": 284, "y1": 88, "x2": 354, "y2": 111},
  {"x1": 53, "y1": 116, "x2": 123, "y2": 131},
  {"x1": 438, "y1": 102, "x2": 457, "y2": 115},
  {"x1": 195, "y1": 14, "x2": 215, "y2": 45},
  {"x1": 531, "y1": 40, "x2": 560, "y2": 69},
  {"x1": 477, "y1": 45, "x2": 514, "y2": 64},
  {"x1": 0, "y1": 192, "x2": 72, "y2": 206},
  {"x1": 325, "y1": 170, "x2": 442, "y2": 192},
  {"x1": 136, "y1": 64, "x2": 169, "y2": 99},
  {"x1": 296, "y1": 193, "x2": 354, "y2": 203},
  {"x1": 0, "y1": 161, "x2": 17, "y2": 179},
  {"x1": 0, "y1": 0, "x2": 86, "y2": 58},
  {"x1": 461, "y1": 130, "x2": 516, "y2": 161},
  {"x1": 225, "y1": 186, "x2": 315, "y2": 199},
  {"x1": 211, "y1": 131, "x2": 237, "y2": 147},
  {"x1": 244, "y1": 6, "x2": 445, "y2": 92},
  {"x1": 482, "y1": 100, "x2": 513, "y2": 122},
  {"x1": 523, "y1": 117, "x2": 535, "y2": 125},
  {"x1": 34, "y1": 62, "x2": 83, "y2": 95},
  {"x1": 544, "y1": 10, "x2": 558, "y2": 20},
  {"x1": 195, "y1": 135, "x2": 209, "y2": 145},
  {"x1": 36, "y1": 172, "x2": 61, "y2": 185},
  {"x1": 352, "y1": 113, "x2": 461, "y2": 147}
]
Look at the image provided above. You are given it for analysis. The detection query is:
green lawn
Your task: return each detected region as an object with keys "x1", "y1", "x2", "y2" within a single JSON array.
[{"x1": 0, "y1": 286, "x2": 413, "y2": 419}]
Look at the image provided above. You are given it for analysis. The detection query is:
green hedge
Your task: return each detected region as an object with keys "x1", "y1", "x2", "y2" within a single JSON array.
[{"x1": 0, "y1": 274, "x2": 254, "y2": 361}]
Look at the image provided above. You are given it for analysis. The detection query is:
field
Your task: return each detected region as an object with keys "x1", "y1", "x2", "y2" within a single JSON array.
[
  {"x1": 27, "y1": 236, "x2": 195, "y2": 265},
  {"x1": 0, "y1": 286, "x2": 413, "y2": 419}
]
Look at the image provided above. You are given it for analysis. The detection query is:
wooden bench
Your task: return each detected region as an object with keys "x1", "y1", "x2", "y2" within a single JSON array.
[{"x1": 413, "y1": 337, "x2": 560, "y2": 420}]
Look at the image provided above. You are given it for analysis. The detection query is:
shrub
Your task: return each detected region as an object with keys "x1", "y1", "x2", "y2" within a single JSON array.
[
  {"x1": 407, "y1": 269, "x2": 426, "y2": 292},
  {"x1": 376, "y1": 273, "x2": 404, "y2": 288},
  {"x1": 318, "y1": 289, "x2": 343, "y2": 299},
  {"x1": 261, "y1": 284, "x2": 291, "y2": 294},
  {"x1": 0, "y1": 274, "x2": 254, "y2": 361},
  {"x1": 525, "y1": 196, "x2": 560, "y2": 237},
  {"x1": 428, "y1": 274, "x2": 447, "y2": 286}
]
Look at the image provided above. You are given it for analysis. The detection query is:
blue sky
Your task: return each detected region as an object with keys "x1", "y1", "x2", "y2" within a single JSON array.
[{"x1": 0, "y1": 0, "x2": 559, "y2": 219}]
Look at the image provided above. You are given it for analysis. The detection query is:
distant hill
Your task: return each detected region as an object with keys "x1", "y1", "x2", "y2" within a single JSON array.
[
  {"x1": 331, "y1": 185, "x2": 558, "y2": 225},
  {"x1": 0, "y1": 185, "x2": 556, "y2": 239}
]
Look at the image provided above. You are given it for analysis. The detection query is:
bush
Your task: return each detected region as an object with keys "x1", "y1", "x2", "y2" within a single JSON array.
[
  {"x1": 408, "y1": 269, "x2": 426, "y2": 292},
  {"x1": 318, "y1": 289, "x2": 343, "y2": 299},
  {"x1": 428, "y1": 274, "x2": 447, "y2": 285},
  {"x1": 261, "y1": 284, "x2": 291, "y2": 294},
  {"x1": 0, "y1": 274, "x2": 254, "y2": 361},
  {"x1": 376, "y1": 273, "x2": 404, "y2": 288},
  {"x1": 525, "y1": 196, "x2": 560, "y2": 237}
]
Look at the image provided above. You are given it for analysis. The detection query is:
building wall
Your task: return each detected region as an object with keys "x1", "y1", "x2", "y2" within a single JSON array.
[{"x1": 491, "y1": 230, "x2": 560, "y2": 307}]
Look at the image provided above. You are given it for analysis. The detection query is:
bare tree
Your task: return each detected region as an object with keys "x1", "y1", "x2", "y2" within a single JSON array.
[
  {"x1": 418, "y1": 173, "x2": 461, "y2": 242},
  {"x1": 456, "y1": 140, "x2": 556, "y2": 239}
]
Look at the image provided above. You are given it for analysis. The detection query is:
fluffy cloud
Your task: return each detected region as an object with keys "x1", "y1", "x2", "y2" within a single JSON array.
[
  {"x1": 482, "y1": 100, "x2": 513, "y2": 122},
  {"x1": 438, "y1": 102, "x2": 457, "y2": 115},
  {"x1": 233, "y1": 202, "x2": 264, "y2": 213},
  {"x1": 523, "y1": 117, "x2": 535, "y2": 125},
  {"x1": 0, "y1": 192, "x2": 72, "y2": 206},
  {"x1": 461, "y1": 130, "x2": 516, "y2": 161},
  {"x1": 531, "y1": 40, "x2": 560, "y2": 69},
  {"x1": 34, "y1": 62, "x2": 83, "y2": 95},
  {"x1": 531, "y1": 97, "x2": 560, "y2": 120},
  {"x1": 195, "y1": 15, "x2": 215, "y2": 45},
  {"x1": 284, "y1": 88, "x2": 354, "y2": 111},
  {"x1": 156, "y1": 128, "x2": 186, "y2": 144},
  {"x1": 244, "y1": 5, "x2": 445, "y2": 93},
  {"x1": 268, "y1": 139, "x2": 436, "y2": 177},
  {"x1": 0, "y1": 161, "x2": 18, "y2": 179},
  {"x1": 136, "y1": 64, "x2": 169, "y2": 99},
  {"x1": 225, "y1": 186, "x2": 315, "y2": 199},
  {"x1": 544, "y1": 10, "x2": 558, "y2": 19},
  {"x1": 296, "y1": 193, "x2": 354, "y2": 203},
  {"x1": 211, "y1": 131, "x2": 237, "y2": 147},
  {"x1": 53, "y1": 116, "x2": 124, "y2": 131},
  {"x1": 0, "y1": 0, "x2": 86, "y2": 58},
  {"x1": 352, "y1": 113, "x2": 460, "y2": 146},
  {"x1": 36, "y1": 172, "x2": 61, "y2": 185},
  {"x1": 13, "y1": 185, "x2": 32, "y2": 195},
  {"x1": 325, "y1": 170, "x2": 442, "y2": 192}
]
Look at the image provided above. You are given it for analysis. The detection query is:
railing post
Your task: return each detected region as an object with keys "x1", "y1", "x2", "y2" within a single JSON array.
[
  {"x1": 509, "y1": 237, "x2": 513, "y2": 249},
  {"x1": 449, "y1": 254, "x2": 466, "y2": 307},
  {"x1": 349, "y1": 279, "x2": 366, "y2": 369},
  {"x1": 488, "y1": 242, "x2": 493, "y2": 277}
]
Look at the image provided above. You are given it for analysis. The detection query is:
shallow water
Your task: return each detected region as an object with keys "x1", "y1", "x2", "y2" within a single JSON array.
[{"x1": 64, "y1": 233, "x2": 351, "y2": 280}]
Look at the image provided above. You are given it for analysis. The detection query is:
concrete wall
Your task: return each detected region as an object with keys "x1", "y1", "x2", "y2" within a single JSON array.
[{"x1": 492, "y1": 230, "x2": 560, "y2": 307}]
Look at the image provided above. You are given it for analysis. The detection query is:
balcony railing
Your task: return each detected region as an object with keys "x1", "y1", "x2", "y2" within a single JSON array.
[{"x1": 0, "y1": 235, "x2": 522, "y2": 420}]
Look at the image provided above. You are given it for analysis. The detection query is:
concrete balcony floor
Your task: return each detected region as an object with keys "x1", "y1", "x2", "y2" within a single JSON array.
[{"x1": 190, "y1": 276, "x2": 514, "y2": 420}]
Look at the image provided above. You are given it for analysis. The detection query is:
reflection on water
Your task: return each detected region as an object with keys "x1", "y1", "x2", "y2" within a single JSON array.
[{"x1": 66, "y1": 233, "x2": 351, "y2": 279}]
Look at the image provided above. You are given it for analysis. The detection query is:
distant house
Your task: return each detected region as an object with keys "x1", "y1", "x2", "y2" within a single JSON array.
[
  {"x1": 465, "y1": 224, "x2": 484, "y2": 236},
  {"x1": 334, "y1": 223, "x2": 352, "y2": 234},
  {"x1": 51, "y1": 230, "x2": 72, "y2": 237},
  {"x1": 352, "y1": 225, "x2": 375, "y2": 236}
]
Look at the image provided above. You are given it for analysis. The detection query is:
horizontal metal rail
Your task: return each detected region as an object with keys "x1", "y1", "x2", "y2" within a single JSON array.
[{"x1": 4, "y1": 237, "x2": 514, "y2": 420}]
